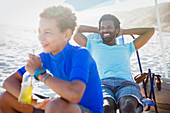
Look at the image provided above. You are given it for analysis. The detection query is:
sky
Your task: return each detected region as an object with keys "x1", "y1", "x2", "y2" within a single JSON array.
[{"x1": 0, "y1": 0, "x2": 169, "y2": 29}]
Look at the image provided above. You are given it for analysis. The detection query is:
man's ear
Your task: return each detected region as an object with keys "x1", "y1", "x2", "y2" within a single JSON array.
[
  {"x1": 64, "y1": 29, "x2": 72, "y2": 41},
  {"x1": 116, "y1": 28, "x2": 120, "y2": 37}
]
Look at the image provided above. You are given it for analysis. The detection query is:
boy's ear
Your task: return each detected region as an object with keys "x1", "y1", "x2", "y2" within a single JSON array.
[{"x1": 64, "y1": 29, "x2": 72, "y2": 41}]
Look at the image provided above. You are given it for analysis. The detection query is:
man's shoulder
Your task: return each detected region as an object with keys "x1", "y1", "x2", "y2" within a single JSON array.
[
  {"x1": 123, "y1": 42, "x2": 135, "y2": 49},
  {"x1": 87, "y1": 33, "x2": 102, "y2": 41}
]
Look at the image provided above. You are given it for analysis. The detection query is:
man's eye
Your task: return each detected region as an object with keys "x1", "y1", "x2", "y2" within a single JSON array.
[
  {"x1": 45, "y1": 32, "x2": 51, "y2": 34},
  {"x1": 101, "y1": 27, "x2": 105, "y2": 30}
]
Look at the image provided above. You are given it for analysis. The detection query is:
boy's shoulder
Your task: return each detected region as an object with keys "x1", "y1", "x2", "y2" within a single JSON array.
[{"x1": 70, "y1": 44, "x2": 89, "y2": 55}]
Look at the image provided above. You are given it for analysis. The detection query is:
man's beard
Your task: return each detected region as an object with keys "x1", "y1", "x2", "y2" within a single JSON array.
[{"x1": 101, "y1": 31, "x2": 116, "y2": 43}]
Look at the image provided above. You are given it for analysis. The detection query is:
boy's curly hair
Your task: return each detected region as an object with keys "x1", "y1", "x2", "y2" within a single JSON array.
[{"x1": 40, "y1": 5, "x2": 77, "y2": 33}]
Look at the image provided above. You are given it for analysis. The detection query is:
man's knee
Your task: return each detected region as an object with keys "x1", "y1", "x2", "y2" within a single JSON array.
[
  {"x1": 119, "y1": 96, "x2": 138, "y2": 112},
  {"x1": 103, "y1": 97, "x2": 116, "y2": 113}
]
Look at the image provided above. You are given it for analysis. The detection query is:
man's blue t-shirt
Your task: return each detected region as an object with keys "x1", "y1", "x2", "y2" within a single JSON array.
[
  {"x1": 86, "y1": 33, "x2": 136, "y2": 82},
  {"x1": 17, "y1": 43, "x2": 103, "y2": 113}
]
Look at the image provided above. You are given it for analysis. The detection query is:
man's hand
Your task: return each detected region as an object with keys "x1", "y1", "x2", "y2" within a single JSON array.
[{"x1": 25, "y1": 54, "x2": 42, "y2": 76}]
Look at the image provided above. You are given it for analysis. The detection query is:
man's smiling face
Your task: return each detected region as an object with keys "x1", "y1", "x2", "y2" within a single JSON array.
[{"x1": 100, "y1": 20, "x2": 117, "y2": 44}]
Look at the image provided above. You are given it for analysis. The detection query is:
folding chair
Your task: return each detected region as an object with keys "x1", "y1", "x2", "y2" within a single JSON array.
[{"x1": 129, "y1": 35, "x2": 159, "y2": 113}]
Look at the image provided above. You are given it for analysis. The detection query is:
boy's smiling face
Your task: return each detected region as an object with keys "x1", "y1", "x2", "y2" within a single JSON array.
[{"x1": 38, "y1": 17, "x2": 70, "y2": 55}]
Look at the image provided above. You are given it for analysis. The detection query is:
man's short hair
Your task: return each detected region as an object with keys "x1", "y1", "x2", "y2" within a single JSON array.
[
  {"x1": 40, "y1": 5, "x2": 77, "y2": 33},
  {"x1": 99, "y1": 14, "x2": 120, "y2": 30}
]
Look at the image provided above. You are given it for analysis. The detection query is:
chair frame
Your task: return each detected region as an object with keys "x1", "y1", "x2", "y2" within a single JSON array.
[{"x1": 130, "y1": 35, "x2": 158, "y2": 113}]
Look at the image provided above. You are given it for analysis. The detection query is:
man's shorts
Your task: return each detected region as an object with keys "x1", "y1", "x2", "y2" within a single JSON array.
[
  {"x1": 101, "y1": 77, "x2": 143, "y2": 107},
  {"x1": 33, "y1": 104, "x2": 92, "y2": 113}
]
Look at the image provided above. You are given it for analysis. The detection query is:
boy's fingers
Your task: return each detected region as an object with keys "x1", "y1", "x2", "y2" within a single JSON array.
[
  {"x1": 29, "y1": 54, "x2": 36, "y2": 58},
  {"x1": 26, "y1": 59, "x2": 29, "y2": 63},
  {"x1": 29, "y1": 54, "x2": 33, "y2": 58},
  {"x1": 37, "y1": 56, "x2": 41, "y2": 60}
]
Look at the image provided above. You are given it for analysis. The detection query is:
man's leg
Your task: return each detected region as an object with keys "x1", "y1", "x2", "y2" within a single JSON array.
[
  {"x1": 103, "y1": 97, "x2": 116, "y2": 113},
  {"x1": 102, "y1": 86, "x2": 117, "y2": 113},
  {"x1": 0, "y1": 91, "x2": 33, "y2": 113},
  {"x1": 136, "y1": 104, "x2": 143, "y2": 113},
  {"x1": 118, "y1": 96, "x2": 138, "y2": 113},
  {"x1": 115, "y1": 80, "x2": 144, "y2": 113}
]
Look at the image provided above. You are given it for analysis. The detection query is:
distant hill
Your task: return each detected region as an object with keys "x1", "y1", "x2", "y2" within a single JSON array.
[{"x1": 112, "y1": 2, "x2": 170, "y2": 33}]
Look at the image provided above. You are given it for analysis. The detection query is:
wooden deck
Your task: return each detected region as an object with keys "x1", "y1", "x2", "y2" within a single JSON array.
[{"x1": 116, "y1": 110, "x2": 155, "y2": 113}]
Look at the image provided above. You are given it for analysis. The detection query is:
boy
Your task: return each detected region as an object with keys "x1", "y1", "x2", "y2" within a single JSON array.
[{"x1": 0, "y1": 6, "x2": 103, "y2": 113}]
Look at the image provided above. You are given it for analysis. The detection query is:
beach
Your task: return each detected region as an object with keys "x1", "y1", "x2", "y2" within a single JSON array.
[
  {"x1": 0, "y1": 23, "x2": 169, "y2": 112},
  {"x1": 0, "y1": 24, "x2": 169, "y2": 113},
  {"x1": 0, "y1": 24, "x2": 169, "y2": 86},
  {"x1": 0, "y1": 1, "x2": 169, "y2": 112}
]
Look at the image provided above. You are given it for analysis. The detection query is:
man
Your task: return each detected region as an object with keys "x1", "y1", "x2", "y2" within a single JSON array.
[
  {"x1": 0, "y1": 6, "x2": 103, "y2": 113},
  {"x1": 74, "y1": 14, "x2": 155, "y2": 113}
]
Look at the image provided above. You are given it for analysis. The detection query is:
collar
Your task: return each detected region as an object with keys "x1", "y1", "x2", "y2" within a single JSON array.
[{"x1": 49, "y1": 42, "x2": 71, "y2": 60}]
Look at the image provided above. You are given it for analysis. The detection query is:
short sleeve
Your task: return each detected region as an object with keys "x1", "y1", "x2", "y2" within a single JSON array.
[
  {"x1": 125, "y1": 42, "x2": 136, "y2": 56},
  {"x1": 69, "y1": 49, "x2": 91, "y2": 84},
  {"x1": 17, "y1": 66, "x2": 26, "y2": 77},
  {"x1": 86, "y1": 39, "x2": 92, "y2": 53},
  {"x1": 86, "y1": 33, "x2": 102, "y2": 40}
]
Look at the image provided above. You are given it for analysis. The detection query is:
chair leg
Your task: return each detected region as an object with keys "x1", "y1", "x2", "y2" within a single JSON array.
[{"x1": 148, "y1": 69, "x2": 158, "y2": 113}]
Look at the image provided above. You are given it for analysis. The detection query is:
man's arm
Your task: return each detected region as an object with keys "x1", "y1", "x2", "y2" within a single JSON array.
[
  {"x1": 74, "y1": 25, "x2": 99, "y2": 47},
  {"x1": 121, "y1": 27, "x2": 155, "y2": 50}
]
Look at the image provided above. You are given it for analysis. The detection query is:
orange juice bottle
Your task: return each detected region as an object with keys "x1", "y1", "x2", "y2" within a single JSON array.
[{"x1": 18, "y1": 72, "x2": 33, "y2": 104}]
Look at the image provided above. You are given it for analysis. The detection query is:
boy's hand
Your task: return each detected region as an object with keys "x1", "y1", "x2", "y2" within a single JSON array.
[
  {"x1": 31, "y1": 98, "x2": 52, "y2": 110},
  {"x1": 35, "y1": 99, "x2": 51, "y2": 110},
  {"x1": 25, "y1": 54, "x2": 42, "y2": 76}
]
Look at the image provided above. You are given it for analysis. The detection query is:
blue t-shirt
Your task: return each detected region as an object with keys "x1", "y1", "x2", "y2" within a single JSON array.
[
  {"x1": 86, "y1": 33, "x2": 136, "y2": 82},
  {"x1": 17, "y1": 43, "x2": 103, "y2": 113}
]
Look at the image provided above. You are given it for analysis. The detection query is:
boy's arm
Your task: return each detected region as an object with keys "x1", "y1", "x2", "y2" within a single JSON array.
[
  {"x1": 74, "y1": 25, "x2": 99, "y2": 47},
  {"x1": 121, "y1": 27, "x2": 155, "y2": 50},
  {"x1": 44, "y1": 77, "x2": 86, "y2": 104},
  {"x1": 26, "y1": 54, "x2": 86, "y2": 104},
  {"x1": 3, "y1": 71, "x2": 22, "y2": 98}
]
